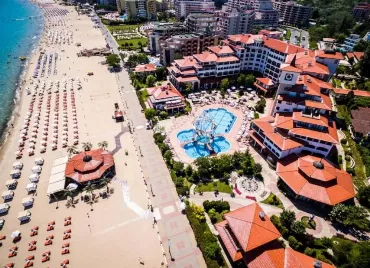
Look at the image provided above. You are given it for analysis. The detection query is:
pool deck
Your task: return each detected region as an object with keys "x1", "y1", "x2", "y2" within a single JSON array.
[{"x1": 169, "y1": 104, "x2": 245, "y2": 164}]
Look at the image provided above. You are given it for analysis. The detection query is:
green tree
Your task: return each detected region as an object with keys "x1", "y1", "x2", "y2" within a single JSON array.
[
  {"x1": 291, "y1": 221, "x2": 306, "y2": 237},
  {"x1": 237, "y1": 74, "x2": 246, "y2": 86},
  {"x1": 204, "y1": 242, "x2": 222, "y2": 260},
  {"x1": 359, "y1": 45, "x2": 370, "y2": 78},
  {"x1": 245, "y1": 74, "x2": 255, "y2": 87},
  {"x1": 63, "y1": 189, "x2": 75, "y2": 205},
  {"x1": 253, "y1": 163, "x2": 262, "y2": 175},
  {"x1": 163, "y1": 150, "x2": 173, "y2": 163},
  {"x1": 185, "y1": 82, "x2": 192, "y2": 94},
  {"x1": 106, "y1": 54, "x2": 120, "y2": 68},
  {"x1": 288, "y1": 235, "x2": 302, "y2": 250},
  {"x1": 185, "y1": 165, "x2": 193, "y2": 177},
  {"x1": 280, "y1": 209, "x2": 296, "y2": 228},
  {"x1": 358, "y1": 186, "x2": 370, "y2": 208},
  {"x1": 144, "y1": 108, "x2": 156, "y2": 120},
  {"x1": 146, "y1": 75, "x2": 156, "y2": 87},
  {"x1": 67, "y1": 145, "x2": 78, "y2": 158},
  {"x1": 159, "y1": 111, "x2": 168, "y2": 119},
  {"x1": 173, "y1": 161, "x2": 185, "y2": 176},
  {"x1": 220, "y1": 78, "x2": 230, "y2": 92},
  {"x1": 98, "y1": 141, "x2": 108, "y2": 150},
  {"x1": 99, "y1": 177, "x2": 111, "y2": 193},
  {"x1": 82, "y1": 142, "x2": 93, "y2": 151},
  {"x1": 155, "y1": 67, "x2": 166, "y2": 81},
  {"x1": 354, "y1": 40, "x2": 370, "y2": 52}
]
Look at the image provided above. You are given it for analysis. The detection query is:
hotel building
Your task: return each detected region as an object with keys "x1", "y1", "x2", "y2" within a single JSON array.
[
  {"x1": 273, "y1": 0, "x2": 313, "y2": 27},
  {"x1": 174, "y1": 0, "x2": 216, "y2": 19}
]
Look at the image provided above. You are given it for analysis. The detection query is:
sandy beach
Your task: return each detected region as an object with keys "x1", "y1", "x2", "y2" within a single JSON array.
[{"x1": 0, "y1": 3, "x2": 165, "y2": 267}]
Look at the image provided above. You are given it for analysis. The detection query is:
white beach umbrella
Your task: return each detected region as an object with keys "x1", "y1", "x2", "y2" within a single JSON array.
[
  {"x1": 31, "y1": 165, "x2": 42, "y2": 173},
  {"x1": 11, "y1": 230, "x2": 21, "y2": 239},
  {"x1": 12, "y1": 162, "x2": 23, "y2": 170},
  {"x1": 35, "y1": 158, "x2": 44, "y2": 165},
  {"x1": 29, "y1": 173, "x2": 39, "y2": 182},
  {"x1": 10, "y1": 169, "x2": 21, "y2": 176},
  {"x1": 14, "y1": 151, "x2": 21, "y2": 155},
  {"x1": 27, "y1": 148, "x2": 34, "y2": 153},
  {"x1": 21, "y1": 129, "x2": 27, "y2": 134}
]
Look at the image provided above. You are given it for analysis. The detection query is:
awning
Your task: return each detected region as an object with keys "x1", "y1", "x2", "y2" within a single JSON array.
[
  {"x1": 53, "y1": 156, "x2": 68, "y2": 166},
  {"x1": 47, "y1": 180, "x2": 66, "y2": 196},
  {"x1": 51, "y1": 163, "x2": 66, "y2": 175}
]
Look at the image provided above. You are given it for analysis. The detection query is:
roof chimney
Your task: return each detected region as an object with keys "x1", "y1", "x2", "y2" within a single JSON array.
[
  {"x1": 259, "y1": 212, "x2": 265, "y2": 220},
  {"x1": 313, "y1": 260, "x2": 322, "y2": 268},
  {"x1": 291, "y1": 54, "x2": 297, "y2": 67}
]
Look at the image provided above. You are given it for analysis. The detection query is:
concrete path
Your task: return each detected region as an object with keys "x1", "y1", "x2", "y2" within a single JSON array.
[{"x1": 99, "y1": 18, "x2": 206, "y2": 268}]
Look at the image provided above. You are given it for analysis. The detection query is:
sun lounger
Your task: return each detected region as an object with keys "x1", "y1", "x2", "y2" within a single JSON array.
[
  {"x1": 28, "y1": 241, "x2": 36, "y2": 246},
  {"x1": 24, "y1": 261, "x2": 33, "y2": 268},
  {"x1": 61, "y1": 248, "x2": 70, "y2": 255},
  {"x1": 63, "y1": 233, "x2": 71, "y2": 240},
  {"x1": 44, "y1": 240, "x2": 52, "y2": 246},
  {"x1": 64, "y1": 229, "x2": 71, "y2": 234},
  {"x1": 42, "y1": 251, "x2": 51, "y2": 257},
  {"x1": 64, "y1": 216, "x2": 71, "y2": 221},
  {"x1": 0, "y1": 235, "x2": 6, "y2": 240},
  {"x1": 64, "y1": 220, "x2": 71, "y2": 226},
  {"x1": 48, "y1": 221, "x2": 55, "y2": 226},
  {"x1": 62, "y1": 243, "x2": 70, "y2": 248},
  {"x1": 10, "y1": 246, "x2": 18, "y2": 251},
  {"x1": 4, "y1": 263, "x2": 14, "y2": 268},
  {"x1": 30, "y1": 231, "x2": 38, "y2": 237},
  {"x1": 41, "y1": 256, "x2": 50, "y2": 263},
  {"x1": 25, "y1": 256, "x2": 34, "y2": 261},
  {"x1": 47, "y1": 235, "x2": 54, "y2": 240},
  {"x1": 47, "y1": 226, "x2": 54, "y2": 231},
  {"x1": 28, "y1": 245, "x2": 36, "y2": 251},
  {"x1": 8, "y1": 252, "x2": 17, "y2": 258}
]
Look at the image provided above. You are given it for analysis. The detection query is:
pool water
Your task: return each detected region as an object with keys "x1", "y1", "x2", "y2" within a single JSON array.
[
  {"x1": 194, "y1": 108, "x2": 236, "y2": 134},
  {"x1": 177, "y1": 108, "x2": 236, "y2": 159}
]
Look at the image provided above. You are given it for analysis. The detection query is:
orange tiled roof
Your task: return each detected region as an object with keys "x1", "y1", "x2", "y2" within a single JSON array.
[
  {"x1": 263, "y1": 38, "x2": 305, "y2": 54},
  {"x1": 285, "y1": 52, "x2": 329, "y2": 75},
  {"x1": 134, "y1": 63, "x2": 156, "y2": 73},
  {"x1": 217, "y1": 56, "x2": 239, "y2": 63},
  {"x1": 208, "y1": 45, "x2": 234, "y2": 55},
  {"x1": 333, "y1": 88, "x2": 370, "y2": 97},
  {"x1": 146, "y1": 84, "x2": 184, "y2": 101},
  {"x1": 315, "y1": 50, "x2": 344, "y2": 60},
  {"x1": 277, "y1": 154, "x2": 355, "y2": 205},
  {"x1": 281, "y1": 65, "x2": 301, "y2": 73},
  {"x1": 256, "y1": 77, "x2": 274, "y2": 86},
  {"x1": 215, "y1": 220, "x2": 244, "y2": 261},
  {"x1": 193, "y1": 51, "x2": 218, "y2": 63},
  {"x1": 248, "y1": 247, "x2": 335, "y2": 268},
  {"x1": 353, "y1": 52, "x2": 364, "y2": 61},
  {"x1": 217, "y1": 203, "x2": 281, "y2": 253},
  {"x1": 174, "y1": 56, "x2": 199, "y2": 68}
]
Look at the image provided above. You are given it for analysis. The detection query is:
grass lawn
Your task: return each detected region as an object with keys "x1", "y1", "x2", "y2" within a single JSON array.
[
  {"x1": 107, "y1": 24, "x2": 143, "y2": 32},
  {"x1": 286, "y1": 29, "x2": 291, "y2": 40},
  {"x1": 195, "y1": 181, "x2": 232, "y2": 194},
  {"x1": 261, "y1": 193, "x2": 284, "y2": 209},
  {"x1": 117, "y1": 38, "x2": 147, "y2": 49},
  {"x1": 301, "y1": 216, "x2": 316, "y2": 230}
]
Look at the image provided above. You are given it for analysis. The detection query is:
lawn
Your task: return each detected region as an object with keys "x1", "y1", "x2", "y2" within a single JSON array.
[
  {"x1": 301, "y1": 216, "x2": 316, "y2": 230},
  {"x1": 195, "y1": 181, "x2": 232, "y2": 194},
  {"x1": 107, "y1": 24, "x2": 143, "y2": 32},
  {"x1": 286, "y1": 29, "x2": 291, "y2": 40},
  {"x1": 117, "y1": 38, "x2": 147, "y2": 49},
  {"x1": 261, "y1": 193, "x2": 284, "y2": 209}
]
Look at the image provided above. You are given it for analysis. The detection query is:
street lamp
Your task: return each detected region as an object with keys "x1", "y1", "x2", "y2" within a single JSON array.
[{"x1": 168, "y1": 239, "x2": 175, "y2": 261}]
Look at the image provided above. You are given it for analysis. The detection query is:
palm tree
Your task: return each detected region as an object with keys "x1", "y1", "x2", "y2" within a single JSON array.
[
  {"x1": 67, "y1": 145, "x2": 78, "y2": 158},
  {"x1": 98, "y1": 141, "x2": 108, "y2": 151},
  {"x1": 63, "y1": 189, "x2": 75, "y2": 207},
  {"x1": 82, "y1": 142, "x2": 93, "y2": 152},
  {"x1": 84, "y1": 182, "x2": 95, "y2": 211},
  {"x1": 100, "y1": 177, "x2": 111, "y2": 193}
]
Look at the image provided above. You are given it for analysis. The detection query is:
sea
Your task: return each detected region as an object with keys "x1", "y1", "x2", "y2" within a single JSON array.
[{"x1": 0, "y1": 0, "x2": 43, "y2": 143}]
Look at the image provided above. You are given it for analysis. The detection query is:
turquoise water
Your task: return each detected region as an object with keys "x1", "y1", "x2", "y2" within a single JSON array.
[
  {"x1": 177, "y1": 108, "x2": 236, "y2": 159},
  {"x1": 0, "y1": 0, "x2": 43, "y2": 142},
  {"x1": 194, "y1": 108, "x2": 236, "y2": 134}
]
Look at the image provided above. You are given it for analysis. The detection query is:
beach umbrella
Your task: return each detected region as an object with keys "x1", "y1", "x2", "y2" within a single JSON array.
[
  {"x1": 52, "y1": 133, "x2": 58, "y2": 138},
  {"x1": 11, "y1": 230, "x2": 21, "y2": 239},
  {"x1": 29, "y1": 174, "x2": 39, "y2": 182},
  {"x1": 21, "y1": 129, "x2": 27, "y2": 134},
  {"x1": 35, "y1": 158, "x2": 44, "y2": 165},
  {"x1": 29, "y1": 144, "x2": 35, "y2": 149},
  {"x1": 27, "y1": 148, "x2": 34, "y2": 153},
  {"x1": 12, "y1": 162, "x2": 23, "y2": 170},
  {"x1": 10, "y1": 169, "x2": 21, "y2": 176},
  {"x1": 31, "y1": 165, "x2": 41, "y2": 173},
  {"x1": 29, "y1": 138, "x2": 36, "y2": 143},
  {"x1": 15, "y1": 150, "x2": 22, "y2": 155},
  {"x1": 41, "y1": 141, "x2": 47, "y2": 146}
]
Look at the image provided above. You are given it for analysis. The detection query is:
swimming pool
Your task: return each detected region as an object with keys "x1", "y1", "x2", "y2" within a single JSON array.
[
  {"x1": 194, "y1": 108, "x2": 236, "y2": 134},
  {"x1": 176, "y1": 108, "x2": 236, "y2": 159}
]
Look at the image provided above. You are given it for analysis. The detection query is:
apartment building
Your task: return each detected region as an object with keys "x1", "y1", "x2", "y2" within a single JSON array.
[
  {"x1": 343, "y1": 34, "x2": 362, "y2": 52},
  {"x1": 185, "y1": 13, "x2": 218, "y2": 36},
  {"x1": 258, "y1": 29, "x2": 283, "y2": 39},
  {"x1": 125, "y1": 0, "x2": 147, "y2": 19},
  {"x1": 146, "y1": 0, "x2": 157, "y2": 20},
  {"x1": 148, "y1": 23, "x2": 187, "y2": 54},
  {"x1": 174, "y1": 0, "x2": 216, "y2": 19},
  {"x1": 254, "y1": 0, "x2": 279, "y2": 27},
  {"x1": 352, "y1": 2, "x2": 370, "y2": 21},
  {"x1": 273, "y1": 0, "x2": 312, "y2": 27},
  {"x1": 160, "y1": 34, "x2": 219, "y2": 66},
  {"x1": 168, "y1": 45, "x2": 241, "y2": 90},
  {"x1": 216, "y1": 7, "x2": 255, "y2": 38}
]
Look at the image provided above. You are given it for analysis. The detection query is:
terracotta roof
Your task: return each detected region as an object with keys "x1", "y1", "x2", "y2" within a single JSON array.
[
  {"x1": 217, "y1": 56, "x2": 240, "y2": 63},
  {"x1": 277, "y1": 154, "x2": 355, "y2": 205},
  {"x1": 174, "y1": 56, "x2": 199, "y2": 68},
  {"x1": 263, "y1": 38, "x2": 305, "y2": 54},
  {"x1": 65, "y1": 149, "x2": 114, "y2": 184},
  {"x1": 227, "y1": 34, "x2": 264, "y2": 45},
  {"x1": 208, "y1": 45, "x2": 234, "y2": 55},
  {"x1": 333, "y1": 88, "x2": 370, "y2": 97},
  {"x1": 147, "y1": 84, "x2": 185, "y2": 101},
  {"x1": 281, "y1": 65, "x2": 302, "y2": 73},
  {"x1": 351, "y1": 107, "x2": 370, "y2": 136},
  {"x1": 249, "y1": 247, "x2": 335, "y2": 268},
  {"x1": 285, "y1": 51, "x2": 330, "y2": 75},
  {"x1": 346, "y1": 52, "x2": 355, "y2": 59},
  {"x1": 353, "y1": 52, "x2": 364, "y2": 61},
  {"x1": 216, "y1": 203, "x2": 281, "y2": 253},
  {"x1": 256, "y1": 77, "x2": 274, "y2": 86},
  {"x1": 193, "y1": 51, "x2": 218, "y2": 63},
  {"x1": 134, "y1": 63, "x2": 156, "y2": 73},
  {"x1": 315, "y1": 50, "x2": 344, "y2": 60},
  {"x1": 215, "y1": 220, "x2": 244, "y2": 261}
]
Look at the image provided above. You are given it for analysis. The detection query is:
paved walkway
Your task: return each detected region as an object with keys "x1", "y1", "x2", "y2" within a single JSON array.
[{"x1": 100, "y1": 19, "x2": 206, "y2": 268}]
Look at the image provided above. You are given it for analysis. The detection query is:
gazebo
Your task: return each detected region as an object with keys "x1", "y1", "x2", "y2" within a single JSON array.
[{"x1": 65, "y1": 149, "x2": 115, "y2": 186}]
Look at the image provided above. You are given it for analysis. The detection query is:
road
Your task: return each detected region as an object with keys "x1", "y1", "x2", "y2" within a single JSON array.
[
  {"x1": 97, "y1": 16, "x2": 207, "y2": 268},
  {"x1": 288, "y1": 27, "x2": 309, "y2": 49}
]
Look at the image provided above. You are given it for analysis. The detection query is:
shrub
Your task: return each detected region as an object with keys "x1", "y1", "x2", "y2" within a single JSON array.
[
  {"x1": 345, "y1": 155, "x2": 350, "y2": 161},
  {"x1": 304, "y1": 247, "x2": 316, "y2": 257},
  {"x1": 288, "y1": 235, "x2": 302, "y2": 250},
  {"x1": 347, "y1": 167, "x2": 356, "y2": 175},
  {"x1": 340, "y1": 138, "x2": 347, "y2": 144},
  {"x1": 203, "y1": 200, "x2": 230, "y2": 213}
]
